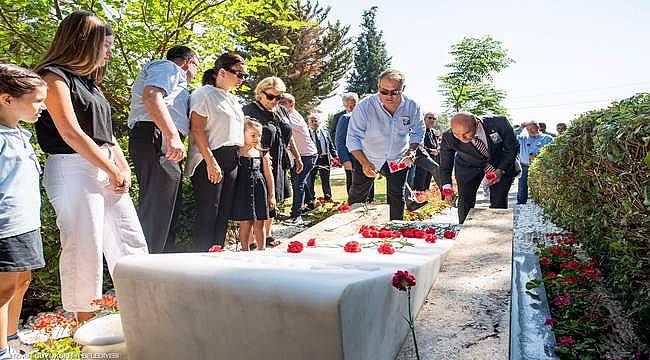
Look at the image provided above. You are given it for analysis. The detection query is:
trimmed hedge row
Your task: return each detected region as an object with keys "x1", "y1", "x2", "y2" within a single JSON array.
[{"x1": 529, "y1": 93, "x2": 650, "y2": 345}]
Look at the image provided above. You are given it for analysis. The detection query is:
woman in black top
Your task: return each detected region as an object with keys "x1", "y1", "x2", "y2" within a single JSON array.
[
  {"x1": 34, "y1": 11, "x2": 148, "y2": 323},
  {"x1": 242, "y1": 77, "x2": 302, "y2": 245}
]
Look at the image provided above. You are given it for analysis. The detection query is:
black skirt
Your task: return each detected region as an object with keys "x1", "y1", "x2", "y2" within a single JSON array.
[{"x1": 231, "y1": 156, "x2": 270, "y2": 221}]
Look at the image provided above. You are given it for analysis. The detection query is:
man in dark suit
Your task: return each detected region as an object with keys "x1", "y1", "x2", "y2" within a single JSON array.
[
  {"x1": 307, "y1": 113, "x2": 338, "y2": 201},
  {"x1": 414, "y1": 112, "x2": 442, "y2": 192},
  {"x1": 440, "y1": 112, "x2": 519, "y2": 224}
]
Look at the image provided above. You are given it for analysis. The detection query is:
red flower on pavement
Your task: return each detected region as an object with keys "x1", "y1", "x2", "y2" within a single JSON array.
[
  {"x1": 287, "y1": 241, "x2": 304, "y2": 253},
  {"x1": 344, "y1": 241, "x2": 362, "y2": 253},
  {"x1": 208, "y1": 245, "x2": 223, "y2": 253},
  {"x1": 443, "y1": 230, "x2": 456, "y2": 239},
  {"x1": 377, "y1": 243, "x2": 396, "y2": 255},
  {"x1": 539, "y1": 256, "x2": 552, "y2": 266},
  {"x1": 392, "y1": 270, "x2": 416, "y2": 291},
  {"x1": 441, "y1": 188, "x2": 454, "y2": 197},
  {"x1": 544, "y1": 318, "x2": 558, "y2": 326},
  {"x1": 337, "y1": 202, "x2": 351, "y2": 212},
  {"x1": 485, "y1": 171, "x2": 497, "y2": 181},
  {"x1": 306, "y1": 238, "x2": 316, "y2": 247}
]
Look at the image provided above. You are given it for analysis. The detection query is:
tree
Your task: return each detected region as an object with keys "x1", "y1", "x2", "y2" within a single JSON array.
[
  {"x1": 241, "y1": 0, "x2": 353, "y2": 114},
  {"x1": 438, "y1": 36, "x2": 513, "y2": 116},
  {"x1": 346, "y1": 6, "x2": 391, "y2": 96},
  {"x1": 0, "y1": 0, "x2": 300, "y2": 125}
]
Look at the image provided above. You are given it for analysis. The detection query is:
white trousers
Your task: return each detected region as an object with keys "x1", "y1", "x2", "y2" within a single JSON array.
[{"x1": 43, "y1": 147, "x2": 148, "y2": 312}]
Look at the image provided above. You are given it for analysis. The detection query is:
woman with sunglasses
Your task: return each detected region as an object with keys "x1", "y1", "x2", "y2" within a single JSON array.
[
  {"x1": 186, "y1": 52, "x2": 247, "y2": 251},
  {"x1": 243, "y1": 77, "x2": 302, "y2": 246}
]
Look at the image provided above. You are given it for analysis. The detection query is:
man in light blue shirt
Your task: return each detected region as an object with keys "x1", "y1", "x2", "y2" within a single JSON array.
[
  {"x1": 346, "y1": 69, "x2": 425, "y2": 220},
  {"x1": 517, "y1": 121, "x2": 553, "y2": 204},
  {"x1": 127, "y1": 45, "x2": 199, "y2": 253}
]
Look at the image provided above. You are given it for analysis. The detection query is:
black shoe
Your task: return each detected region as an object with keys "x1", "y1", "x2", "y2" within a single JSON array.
[{"x1": 406, "y1": 200, "x2": 428, "y2": 212}]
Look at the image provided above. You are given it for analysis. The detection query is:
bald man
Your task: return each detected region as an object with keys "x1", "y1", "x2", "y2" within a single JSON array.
[{"x1": 439, "y1": 112, "x2": 519, "y2": 223}]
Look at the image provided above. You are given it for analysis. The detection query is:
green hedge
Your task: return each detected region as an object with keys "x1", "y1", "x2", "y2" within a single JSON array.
[{"x1": 529, "y1": 93, "x2": 650, "y2": 345}]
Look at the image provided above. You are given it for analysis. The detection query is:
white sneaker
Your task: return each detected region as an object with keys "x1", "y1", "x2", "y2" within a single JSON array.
[{"x1": 286, "y1": 216, "x2": 304, "y2": 225}]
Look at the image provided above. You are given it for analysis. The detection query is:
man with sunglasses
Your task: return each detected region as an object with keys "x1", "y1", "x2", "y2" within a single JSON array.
[
  {"x1": 127, "y1": 45, "x2": 199, "y2": 253},
  {"x1": 346, "y1": 69, "x2": 425, "y2": 220}
]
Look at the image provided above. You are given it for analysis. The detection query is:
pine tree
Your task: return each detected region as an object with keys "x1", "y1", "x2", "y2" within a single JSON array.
[
  {"x1": 241, "y1": 0, "x2": 353, "y2": 114},
  {"x1": 346, "y1": 6, "x2": 391, "y2": 96}
]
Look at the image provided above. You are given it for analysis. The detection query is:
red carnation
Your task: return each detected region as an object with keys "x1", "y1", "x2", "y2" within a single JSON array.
[
  {"x1": 441, "y1": 188, "x2": 454, "y2": 197},
  {"x1": 443, "y1": 230, "x2": 456, "y2": 239},
  {"x1": 338, "y1": 202, "x2": 351, "y2": 212},
  {"x1": 558, "y1": 336, "x2": 576, "y2": 346},
  {"x1": 539, "y1": 256, "x2": 552, "y2": 266},
  {"x1": 377, "y1": 243, "x2": 395, "y2": 255},
  {"x1": 392, "y1": 270, "x2": 416, "y2": 291},
  {"x1": 545, "y1": 271, "x2": 557, "y2": 279},
  {"x1": 344, "y1": 241, "x2": 362, "y2": 253},
  {"x1": 307, "y1": 238, "x2": 316, "y2": 247},
  {"x1": 544, "y1": 318, "x2": 558, "y2": 326},
  {"x1": 425, "y1": 234, "x2": 437, "y2": 243},
  {"x1": 208, "y1": 245, "x2": 223, "y2": 253},
  {"x1": 287, "y1": 241, "x2": 304, "y2": 253},
  {"x1": 485, "y1": 171, "x2": 497, "y2": 181}
]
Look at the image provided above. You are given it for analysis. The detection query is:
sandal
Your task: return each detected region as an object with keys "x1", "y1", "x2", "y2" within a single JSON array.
[{"x1": 265, "y1": 237, "x2": 281, "y2": 247}]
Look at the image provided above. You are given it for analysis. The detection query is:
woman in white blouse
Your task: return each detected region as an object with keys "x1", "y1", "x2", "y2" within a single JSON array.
[{"x1": 186, "y1": 52, "x2": 248, "y2": 250}]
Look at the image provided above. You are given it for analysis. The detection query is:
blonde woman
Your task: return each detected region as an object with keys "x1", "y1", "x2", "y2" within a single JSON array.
[
  {"x1": 34, "y1": 11, "x2": 148, "y2": 323},
  {"x1": 242, "y1": 77, "x2": 303, "y2": 244}
]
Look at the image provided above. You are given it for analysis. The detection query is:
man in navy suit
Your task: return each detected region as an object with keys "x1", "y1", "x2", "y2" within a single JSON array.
[
  {"x1": 440, "y1": 112, "x2": 519, "y2": 224},
  {"x1": 307, "y1": 113, "x2": 338, "y2": 201}
]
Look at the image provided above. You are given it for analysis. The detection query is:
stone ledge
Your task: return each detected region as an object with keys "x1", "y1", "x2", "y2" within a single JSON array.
[{"x1": 398, "y1": 208, "x2": 513, "y2": 359}]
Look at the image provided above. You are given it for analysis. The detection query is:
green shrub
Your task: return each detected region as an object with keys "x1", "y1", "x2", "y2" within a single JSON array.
[{"x1": 529, "y1": 93, "x2": 650, "y2": 345}]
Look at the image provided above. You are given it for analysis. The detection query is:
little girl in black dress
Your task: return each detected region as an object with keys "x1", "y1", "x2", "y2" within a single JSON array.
[{"x1": 231, "y1": 119, "x2": 275, "y2": 250}]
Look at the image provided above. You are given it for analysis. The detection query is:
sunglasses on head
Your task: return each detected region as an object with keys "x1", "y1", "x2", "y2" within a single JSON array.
[
  {"x1": 379, "y1": 88, "x2": 401, "y2": 96},
  {"x1": 262, "y1": 91, "x2": 283, "y2": 101},
  {"x1": 224, "y1": 67, "x2": 249, "y2": 80}
]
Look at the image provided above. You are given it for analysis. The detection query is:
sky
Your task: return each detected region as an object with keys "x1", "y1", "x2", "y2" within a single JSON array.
[{"x1": 317, "y1": 0, "x2": 650, "y2": 129}]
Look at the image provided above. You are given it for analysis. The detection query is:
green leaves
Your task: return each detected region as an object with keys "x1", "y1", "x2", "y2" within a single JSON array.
[
  {"x1": 346, "y1": 6, "x2": 391, "y2": 96},
  {"x1": 528, "y1": 93, "x2": 650, "y2": 345},
  {"x1": 526, "y1": 278, "x2": 542, "y2": 290},
  {"x1": 438, "y1": 36, "x2": 513, "y2": 115}
]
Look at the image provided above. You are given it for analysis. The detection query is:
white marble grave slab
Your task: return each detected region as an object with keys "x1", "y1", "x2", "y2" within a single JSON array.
[{"x1": 114, "y1": 236, "x2": 453, "y2": 360}]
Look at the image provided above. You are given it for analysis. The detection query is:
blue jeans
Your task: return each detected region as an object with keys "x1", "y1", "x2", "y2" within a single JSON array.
[
  {"x1": 517, "y1": 164, "x2": 529, "y2": 204},
  {"x1": 291, "y1": 155, "x2": 317, "y2": 218}
]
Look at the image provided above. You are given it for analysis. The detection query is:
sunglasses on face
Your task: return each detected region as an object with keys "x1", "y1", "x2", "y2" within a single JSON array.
[
  {"x1": 262, "y1": 91, "x2": 283, "y2": 101},
  {"x1": 224, "y1": 68, "x2": 249, "y2": 80},
  {"x1": 379, "y1": 88, "x2": 401, "y2": 96}
]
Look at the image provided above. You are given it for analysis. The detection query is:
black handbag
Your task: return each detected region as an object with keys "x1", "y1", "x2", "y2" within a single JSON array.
[{"x1": 413, "y1": 146, "x2": 440, "y2": 175}]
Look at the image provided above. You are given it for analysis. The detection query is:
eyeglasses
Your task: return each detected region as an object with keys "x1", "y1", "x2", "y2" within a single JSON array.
[
  {"x1": 262, "y1": 91, "x2": 283, "y2": 101},
  {"x1": 379, "y1": 88, "x2": 401, "y2": 96},
  {"x1": 224, "y1": 68, "x2": 249, "y2": 80}
]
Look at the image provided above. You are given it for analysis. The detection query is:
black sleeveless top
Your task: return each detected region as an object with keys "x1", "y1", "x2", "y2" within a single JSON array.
[{"x1": 36, "y1": 65, "x2": 114, "y2": 154}]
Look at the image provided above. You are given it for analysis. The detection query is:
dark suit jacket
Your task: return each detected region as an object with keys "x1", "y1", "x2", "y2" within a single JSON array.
[
  {"x1": 439, "y1": 116, "x2": 519, "y2": 185},
  {"x1": 330, "y1": 110, "x2": 346, "y2": 140},
  {"x1": 310, "y1": 128, "x2": 337, "y2": 161}
]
